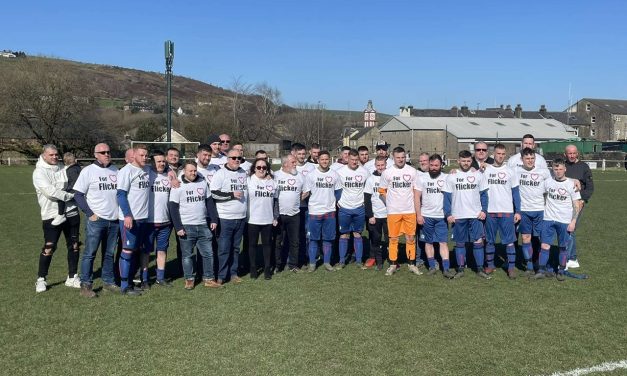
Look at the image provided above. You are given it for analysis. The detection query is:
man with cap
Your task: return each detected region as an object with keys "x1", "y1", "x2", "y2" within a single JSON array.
[
  {"x1": 364, "y1": 141, "x2": 394, "y2": 174},
  {"x1": 208, "y1": 134, "x2": 227, "y2": 168}
]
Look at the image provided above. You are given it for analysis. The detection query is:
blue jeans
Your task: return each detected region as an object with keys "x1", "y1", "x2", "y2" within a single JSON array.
[
  {"x1": 217, "y1": 218, "x2": 245, "y2": 281},
  {"x1": 566, "y1": 205, "x2": 584, "y2": 261},
  {"x1": 178, "y1": 224, "x2": 215, "y2": 281},
  {"x1": 80, "y1": 218, "x2": 117, "y2": 285}
]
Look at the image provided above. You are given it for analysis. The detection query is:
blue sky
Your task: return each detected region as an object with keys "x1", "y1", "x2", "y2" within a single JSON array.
[{"x1": 2, "y1": 0, "x2": 626, "y2": 115}]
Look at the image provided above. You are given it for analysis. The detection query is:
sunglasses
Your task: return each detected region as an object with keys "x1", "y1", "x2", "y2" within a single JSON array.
[
  {"x1": 255, "y1": 165, "x2": 267, "y2": 171},
  {"x1": 220, "y1": 139, "x2": 231, "y2": 144},
  {"x1": 96, "y1": 151, "x2": 111, "y2": 155},
  {"x1": 229, "y1": 156, "x2": 243, "y2": 161},
  {"x1": 475, "y1": 148, "x2": 487, "y2": 152}
]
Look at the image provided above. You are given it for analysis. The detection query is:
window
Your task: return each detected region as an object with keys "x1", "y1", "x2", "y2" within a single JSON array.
[
  {"x1": 591, "y1": 128, "x2": 596, "y2": 137},
  {"x1": 591, "y1": 116, "x2": 596, "y2": 123},
  {"x1": 546, "y1": 123, "x2": 556, "y2": 127},
  {"x1": 469, "y1": 121, "x2": 480, "y2": 126},
  {"x1": 495, "y1": 122, "x2": 506, "y2": 126},
  {"x1": 585, "y1": 103, "x2": 591, "y2": 112}
]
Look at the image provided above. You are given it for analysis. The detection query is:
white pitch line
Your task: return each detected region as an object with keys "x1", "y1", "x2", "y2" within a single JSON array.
[{"x1": 543, "y1": 360, "x2": 627, "y2": 376}]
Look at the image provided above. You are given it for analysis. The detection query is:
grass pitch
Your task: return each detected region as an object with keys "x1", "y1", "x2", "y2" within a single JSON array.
[{"x1": 1, "y1": 166, "x2": 626, "y2": 375}]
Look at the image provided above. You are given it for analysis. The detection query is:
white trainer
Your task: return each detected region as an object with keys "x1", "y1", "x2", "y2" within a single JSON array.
[
  {"x1": 65, "y1": 274, "x2": 81, "y2": 288},
  {"x1": 566, "y1": 259, "x2": 580, "y2": 269},
  {"x1": 408, "y1": 264, "x2": 424, "y2": 275},
  {"x1": 385, "y1": 265, "x2": 397, "y2": 276},
  {"x1": 51, "y1": 214, "x2": 67, "y2": 226},
  {"x1": 35, "y1": 277, "x2": 47, "y2": 293}
]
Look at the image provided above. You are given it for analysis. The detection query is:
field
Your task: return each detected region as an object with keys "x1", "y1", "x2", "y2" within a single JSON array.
[{"x1": 1, "y1": 166, "x2": 626, "y2": 375}]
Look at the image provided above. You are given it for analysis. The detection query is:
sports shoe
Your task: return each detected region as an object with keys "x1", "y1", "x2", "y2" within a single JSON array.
[
  {"x1": 184, "y1": 279, "x2": 195, "y2": 290},
  {"x1": 103, "y1": 283, "x2": 120, "y2": 293},
  {"x1": 139, "y1": 281, "x2": 150, "y2": 291},
  {"x1": 556, "y1": 272, "x2": 566, "y2": 281},
  {"x1": 65, "y1": 274, "x2": 81, "y2": 288},
  {"x1": 453, "y1": 269, "x2": 465, "y2": 279},
  {"x1": 308, "y1": 263, "x2": 316, "y2": 272},
  {"x1": 408, "y1": 264, "x2": 423, "y2": 275},
  {"x1": 204, "y1": 279, "x2": 223, "y2": 288},
  {"x1": 484, "y1": 267, "x2": 496, "y2": 275},
  {"x1": 231, "y1": 276, "x2": 243, "y2": 284},
  {"x1": 35, "y1": 277, "x2": 47, "y2": 293},
  {"x1": 507, "y1": 269, "x2": 517, "y2": 280},
  {"x1": 530, "y1": 272, "x2": 546, "y2": 280},
  {"x1": 80, "y1": 283, "x2": 97, "y2": 298},
  {"x1": 364, "y1": 258, "x2": 376, "y2": 268},
  {"x1": 355, "y1": 262, "x2": 363, "y2": 269},
  {"x1": 427, "y1": 267, "x2": 438, "y2": 276},
  {"x1": 524, "y1": 269, "x2": 535, "y2": 277},
  {"x1": 274, "y1": 265, "x2": 284, "y2": 274},
  {"x1": 155, "y1": 279, "x2": 173, "y2": 287},
  {"x1": 477, "y1": 268, "x2": 492, "y2": 280},
  {"x1": 375, "y1": 264, "x2": 384, "y2": 271},
  {"x1": 51, "y1": 214, "x2": 66, "y2": 226},
  {"x1": 544, "y1": 269, "x2": 556, "y2": 278},
  {"x1": 289, "y1": 267, "x2": 303, "y2": 273},
  {"x1": 324, "y1": 263, "x2": 335, "y2": 272},
  {"x1": 121, "y1": 286, "x2": 142, "y2": 296},
  {"x1": 415, "y1": 262, "x2": 427, "y2": 272},
  {"x1": 334, "y1": 263, "x2": 345, "y2": 271},
  {"x1": 566, "y1": 259, "x2": 580, "y2": 270},
  {"x1": 385, "y1": 264, "x2": 397, "y2": 276},
  {"x1": 442, "y1": 270, "x2": 457, "y2": 279}
]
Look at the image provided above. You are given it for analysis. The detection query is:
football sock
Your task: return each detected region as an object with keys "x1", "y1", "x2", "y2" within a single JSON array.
[
  {"x1": 522, "y1": 242, "x2": 534, "y2": 270},
  {"x1": 338, "y1": 237, "x2": 348, "y2": 264},
  {"x1": 455, "y1": 243, "x2": 466, "y2": 269},
  {"x1": 308, "y1": 240, "x2": 319, "y2": 264},
  {"x1": 427, "y1": 257, "x2": 436, "y2": 269},
  {"x1": 119, "y1": 251, "x2": 132, "y2": 290},
  {"x1": 538, "y1": 248, "x2": 549, "y2": 271},
  {"x1": 156, "y1": 268, "x2": 165, "y2": 281},
  {"x1": 486, "y1": 243, "x2": 496, "y2": 269},
  {"x1": 506, "y1": 244, "x2": 516, "y2": 271},
  {"x1": 473, "y1": 242, "x2": 484, "y2": 270},
  {"x1": 354, "y1": 237, "x2": 363, "y2": 263},
  {"x1": 558, "y1": 246, "x2": 568, "y2": 271},
  {"x1": 442, "y1": 258, "x2": 450, "y2": 271},
  {"x1": 322, "y1": 241, "x2": 332, "y2": 264}
]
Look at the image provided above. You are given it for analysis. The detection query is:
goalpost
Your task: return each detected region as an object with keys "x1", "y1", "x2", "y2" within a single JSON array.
[{"x1": 130, "y1": 141, "x2": 200, "y2": 160}]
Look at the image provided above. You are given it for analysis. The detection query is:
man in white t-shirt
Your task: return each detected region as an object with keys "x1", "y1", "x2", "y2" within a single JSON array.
[
  {"x1": 531, "y1": 158, "x2": 582, "y2": 281},
  {"x1": 208, "y1": 134, "x2": 227, "y2": 168},
  {"x1": 483, "y1": 144, "x2": 521, "y2": 279},
  {"x1": 336, "y1": 149, "x2": 370, "y2": 269},
  {"x1": 74, "y1": 143, "x2": 120, "y2": 297},
  {"x1": 364, "y1": 141, "x2": 394, "y2": 174},
  {"x1": 414, "y1": 154, "x2": 455, "y2": 278},
  {"x1": 292, "y1": 143, "x2": 316, "y2": 256},
  {"x1": 194, "y1": 143, "x2": 221, "y2": 185},
  {"x1": 413, "y1": 152, "x2": 430, "y2": 270},
  {"x1": 507, "y1": 134, "x2": 548, "y2": 170},
  {"x1": 274, "y1": 155, "x2": 306, "y2": 272},
  {"x1": 364, "y1": 156, "x2": 388, "y2": 270},
  {"x1": 357, "y1": 146, "x2": 370, "y2": 166},
  {"x1": 303, "y1": 150, "x2": 342, "y2": 272},
  {"x1": 210, "y1": 149, "x2": 248, "y2": 284},
  {"x1": 378, "y1": 146, "x2": 422, "y2": 276},
  {"x1": 515, "y1": 148, "x2": 551, "y2": 275},
  {"x1": 232, "y1": 142, "x2": 252, "y2": 172},
  {"x1": 443, "y1": 150, "x2": 490, "y2": 279},
  {"x1": 330, "y1": 146, "x2": 350, "y2": 171}
]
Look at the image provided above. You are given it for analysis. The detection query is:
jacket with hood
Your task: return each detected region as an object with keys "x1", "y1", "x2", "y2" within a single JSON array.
[{"x1": 32, "y1": 156, "x2": 75, "y2": 220}]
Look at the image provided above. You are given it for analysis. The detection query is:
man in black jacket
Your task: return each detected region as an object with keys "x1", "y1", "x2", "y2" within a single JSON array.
[
  {"x1": 564, "y1": 145, "x2": 594, "y2": 269},
  {"x1": 471, "y1": 141, "x2": 494, "y2": 171}
]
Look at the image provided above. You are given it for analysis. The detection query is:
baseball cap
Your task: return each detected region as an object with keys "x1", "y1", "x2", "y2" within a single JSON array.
[
  {"x1": 207, "y1": 134, "x2": 221, "y2": 145},
  {"x1": 375, "y1": 141, "x2": 388, "y2": 150}
]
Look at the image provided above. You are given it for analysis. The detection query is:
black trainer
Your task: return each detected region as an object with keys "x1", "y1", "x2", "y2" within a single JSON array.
[{"x1": 121, "y1": 287, "x2": 142, "y2": 296}]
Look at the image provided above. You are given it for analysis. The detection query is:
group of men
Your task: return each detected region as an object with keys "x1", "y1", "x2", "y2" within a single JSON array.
[{"x1": 32, "y1": 133, "x2": 593, "y2": 296}]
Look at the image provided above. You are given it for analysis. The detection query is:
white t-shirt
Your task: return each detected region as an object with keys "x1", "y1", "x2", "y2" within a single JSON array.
[
  {"x1": 304, "y1": 167, "x2": 342, "y2": 215},
  {"x1": 73, "y1": 163, "x2": 119, "y2": 221},
  {"x1": 364, "y1": 158, "x2": 394, "y2": 174},
  {"x1": 210, "y1": 155, "x2": 227, "y2": 169},
  {"x1": 364, "y1": 173, "x2": 387, "y2": 218},
  {"x1": 415, "y1": 172, "x2": 448, "y2": 218},
  {"x1": 484, "y1": 164, "x2": 518, "y2": 213},
  {"x1": 274, "y1": 169, "x2": 303, "y2": 216},
  {"x1": 169, "y1": 177, "x2": 209, "y2": 226},
  {"x1": 544, "y1": 178, "x2": 581, "y2": 224},
  {"x1": 507, "y1": 152, "x2": 548, "y2": 170},
  {"x1": 516, "y1": 167, "x2": 551, "y2": 212},
  {"x1": 148, "y1": 169, "x2": 171, "y2": 223},
  {"x1": 379, "y1": 164, "x2": 417, "y2": 215},
  {"x1": 443, "y1": 169, "x2": 488, "y2": 219},
  {"x1": 330, "y1": 161, "x2": 347, "y2": 171},
  {"x1": 117, "y1": 163, "x2": 150, "y2": 220},
  {"x1": 296, "y1": 162, "x2": 316, "y2": 207},
  {"x1": 240, "y1": 160, "x2": 252, "y2": 174},
  {"x1": 337, "y1": 165, "x2": 369, "y2": 209},
  {"x1": 209, "y1": 167, "x2": 248, "y2": 219},
  {"x1": 197, "y1": 163, "x2": 221, "y2": 185},
  {"x1": 247, "y1": 175, "x2": 277, "y2": 225}
]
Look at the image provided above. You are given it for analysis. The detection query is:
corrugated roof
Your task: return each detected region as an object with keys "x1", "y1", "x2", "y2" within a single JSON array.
[{"x1": 380, "y1": 116, "x2": 576, "y2": 140}]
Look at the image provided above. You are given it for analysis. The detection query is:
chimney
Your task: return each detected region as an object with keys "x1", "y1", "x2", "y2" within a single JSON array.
[
  {"x1": 514, "y1": 104, "x2": 522, "y2": 118},
  {"x1": 399, "y1": 106, "x2": 411, "y2": 117},
  {"x1": 460, "y1": 105, "x2": 470, "y2": 117},
  {"x1": 505, "y1": 104, "x2": 512, "y2": 111},
  {"x1": 539, "y1": 104, "x2": 547, "y2": 115}
]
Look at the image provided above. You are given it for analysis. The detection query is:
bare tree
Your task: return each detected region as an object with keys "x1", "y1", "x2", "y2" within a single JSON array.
[
  {"x1": 251, "y1": 82, "x2": 282, "y2": 142},
  {"x1": 283, "y1": 103, "x2": 322, "y2": 147},
  {"x1": 229, "y1": 75, "x2": 253, "y2": 139}
]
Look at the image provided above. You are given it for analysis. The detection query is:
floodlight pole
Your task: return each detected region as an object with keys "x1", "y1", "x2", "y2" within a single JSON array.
[{"x1": 164, "y1": 40, "x2": 174, "y2": 143}]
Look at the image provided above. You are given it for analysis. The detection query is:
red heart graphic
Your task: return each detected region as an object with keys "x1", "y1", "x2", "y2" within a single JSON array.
[
  {"x1": 437, "y1": 180, "x2": 444, "y2": 187},
  {"x1": 467, "y1": 176, "x2": 475, "y2": 183},
  {"x1": 403, "y1": 174, "x2": 411, "y2": 182},
  {"x1": 355, "y1": 175, "x2": 363, "y2": 182},
  {"x1": 325, "y1": 176, "x2": 333, "y2": 183},
  {"x1": 531, "y1": 173, "x2": 539, "y2": 180},
  {"x1": 197, "y1": 188, "x2": 205, "y2": 196},
  {"x1": 161, "y1": 179, "x2": 170, "y2": 187},
  {"x1": 109, "y1": 175, "x2": 117, "y2": 182},
  {"x1": 266, "y1": 185, "x2": 274, "y2": 191},
  {"x1": 558, "y1": 188, "x2": 567, "y2": 195},
  {"x1": 498, "y1": 172, "x2": 506, "y2": 179},
  {"x1": 287, "y1": 179, "x2": 295, "y2": 186},
  {"x1": 238, "y1": 176, "x2": 245, "y2": 183}
]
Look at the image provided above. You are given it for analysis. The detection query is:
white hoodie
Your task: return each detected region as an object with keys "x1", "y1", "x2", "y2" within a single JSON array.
[{"x1": 32, "y1": 155, "x2": 74, "y2": 220}]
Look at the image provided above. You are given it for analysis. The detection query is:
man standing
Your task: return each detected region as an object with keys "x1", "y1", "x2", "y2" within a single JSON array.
[
  {"x1": 363, "y1": 156, "x2": 388, "y2": 270},
  {"x1": 303, "y1": 151, "x2": 342, "y2": 272},
  {"x1": 211, "y1": 149, "x2": 248, "y2": 284},
  {"x1": 563, "y1": 145, "x2": 593, "y2": 269},
  {"x1": 219, "y1": 133, "x2": 231, "y2": 156},
  {"x1": 292, "y1": 143, "x2": 316, "y2": 260},
  {"x1": 208, "y1": 134, "x2": 227, "y2": 168},
  {"x1": 364, "y1": 141, "x2": 393, "y2": 173},
  {"x1": 531, "y1": 158, "x2": 582, "y2": 281},
  {"x1": 232, "y1": 142, "x2": 252, "y2": 171},
  {"x1": 336, "y1": 149, "x2": 369, "y2": 269},
  {"x1": 483, "y1": 144, "x2": 521, "y2": 279},
  {"x1": 32, "y1": 144, "x2": 81, "y2": 293},
  {"x1": 274, "y1": 155, "x2": 305, "y2": 272},
  {"x1": 471, "y1": 141, "x2": 494, "y2": 171},
  {"x1": 507, "y1": 134, "x2": 548, "y2": 170},
  {"x1": 306, "y1": 143, "x2": 321, "y2": 165},
  {"x1": 116, "y1": 144, "x2": 151, "y2": 296},
  {"x1": 195, "y1": 144, "x2": 220, "y2": 184},
  {"x1": 166, "y1": 147, "x2": 182, "y2": 174},
  {"x1": 414, "y1": 151, "x2": 430, "y2": 270},
  {"x1": 414, "y1": 154, "x2": 454, "y2": 278},
  {"x1": 378, "y1": 147, "x2": 422, "y2": 276},
  {"x1": 331, "y1": 146, "x2": 351, "y2": 171},
  {"x1": 74, "y1": 143, "x2": 120, "y2": 297},
  {"x1": 515, "y1": 148, "x2": 551, "y2": 275},
  {"x1": 443, "y1": 150, "x2": 490, "y2": 279},
  {"x1": 357, "y1": 146, "x2": 370, "y2": 166}
]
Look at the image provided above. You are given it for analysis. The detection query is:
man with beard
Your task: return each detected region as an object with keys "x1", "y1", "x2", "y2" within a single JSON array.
[
  {"x1": 306, "y1": 143, "x2": 320, "y2": 166},
  {"x1": 357, "y1": 146, "x2": 370, "y2": 166},
  {"x1": 414, "y1": 154, "x2": 454, "y2": 278}
]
